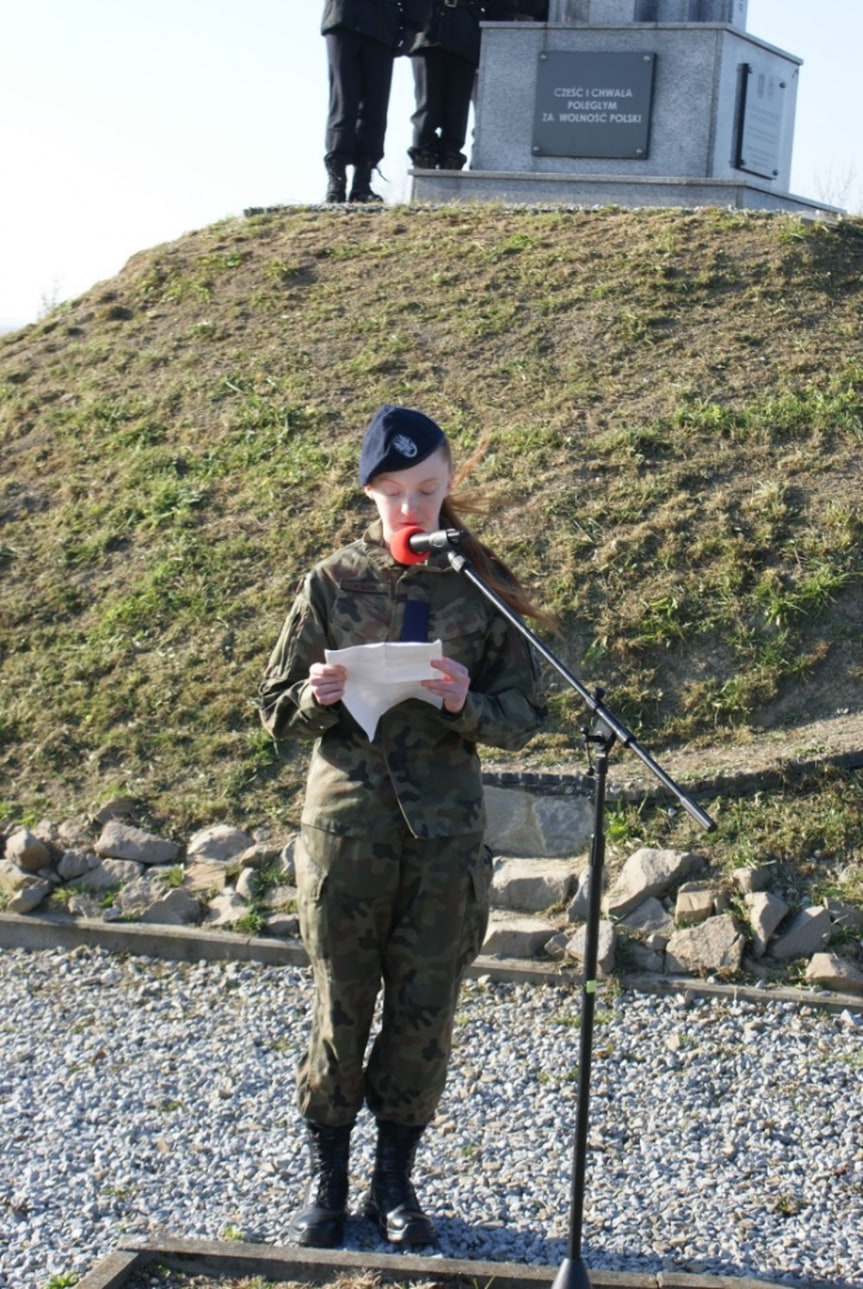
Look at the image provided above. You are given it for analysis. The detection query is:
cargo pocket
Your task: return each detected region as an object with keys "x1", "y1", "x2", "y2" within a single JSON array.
[
  {"x1": 297, "y1": 824, "x2": 398, "y2": 964},
  {"x1": 459, "y1": 843, "x2": 494, "y2": 973},
  {"x1": 295, "y1": 829, "x2": 329, "y2": 961}
]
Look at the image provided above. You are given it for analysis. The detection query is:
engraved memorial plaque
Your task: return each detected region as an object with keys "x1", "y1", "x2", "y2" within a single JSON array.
[
  {"x1": 734, "y1": 60, "x2": 786, "y2": 180},
  {"x1": 533, "y1": 51, "x2": 655, "y2": 159}
]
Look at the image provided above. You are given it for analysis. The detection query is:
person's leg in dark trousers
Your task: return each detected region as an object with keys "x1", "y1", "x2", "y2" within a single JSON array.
[
  {"x1": 409, "y1": 48, "x2": 446, "y2": 168},
  {"x1": 324, "y1": 31, "x2": 393, "y2": 202},
  {"x1": 438, "y1": 52, "x2": 476, "y2": 169},
  {"x1": 352, "y1": 35, "x2": 394, "y2": 169},
  {"x1": 324, "y1": 30, "x2": 361, "y2": 201}
]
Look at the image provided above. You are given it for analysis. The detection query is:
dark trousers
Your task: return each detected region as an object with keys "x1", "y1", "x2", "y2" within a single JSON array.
[
  {"x1": 410, "y1": 48, "x2": 476, "y2": 159},
  {"x1": 325, "y1": 30, "x2": 394, "y2": 165}
]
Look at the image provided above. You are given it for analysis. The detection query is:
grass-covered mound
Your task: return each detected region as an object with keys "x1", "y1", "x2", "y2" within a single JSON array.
[{"x1": 1, "y1": 205, "x2": 861, "y2": 911}]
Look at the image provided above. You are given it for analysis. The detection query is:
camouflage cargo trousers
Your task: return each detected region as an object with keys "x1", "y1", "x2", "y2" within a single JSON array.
[{"x1": 295, "y1": 822, "x2": 491, "y2": 1127}]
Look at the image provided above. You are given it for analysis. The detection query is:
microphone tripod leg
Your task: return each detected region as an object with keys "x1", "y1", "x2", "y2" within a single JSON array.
[{"x1": 552, "y1": 718, "x2": 614, "y2": 1289}]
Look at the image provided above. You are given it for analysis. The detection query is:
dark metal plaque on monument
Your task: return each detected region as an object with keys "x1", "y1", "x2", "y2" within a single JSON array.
[
  {"x1": 734, "y1": 60, "x2": 786, "y2": 180},
  {"x1": 533, "y1": 51, "x2": 656, "y2": 159}
]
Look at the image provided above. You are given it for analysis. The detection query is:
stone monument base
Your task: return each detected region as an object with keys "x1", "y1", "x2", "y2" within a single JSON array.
[
  {"x1": 409, "y1": 168, "x2": 839, "y2": 217},
  {"x1": 407, "y1": 6, "x2": 840, "y2": 220}
]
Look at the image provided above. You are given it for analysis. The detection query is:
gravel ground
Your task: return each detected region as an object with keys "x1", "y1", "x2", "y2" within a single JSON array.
[{"x1": 1, "y1": 944, "x2": 862, "y2": 1289}]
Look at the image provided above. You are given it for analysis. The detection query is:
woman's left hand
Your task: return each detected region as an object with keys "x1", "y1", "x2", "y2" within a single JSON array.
[{"x1": 423, "y1": 656, "x2": 470, "y2": 714}]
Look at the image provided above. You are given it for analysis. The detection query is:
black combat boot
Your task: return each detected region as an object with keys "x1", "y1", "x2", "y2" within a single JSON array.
[
  {"x1": 349, "y1": 160, "x2": 384, "y2": 203},
  {"x1": 363, "y1": 1121, "x2": 436, "y2": 1246},
  {"x1": 324, "y1": 156, "x2": 347, "y2": 203},
  {"x1": 288, "y1": 1120, "x2": 352, "y2": 1247},
  {"x1": 439, "y1": 150, "x2": 467, "y2": 171},
  {"x1": 409, "y1": 147, "x2": 439, "y2": 170}
]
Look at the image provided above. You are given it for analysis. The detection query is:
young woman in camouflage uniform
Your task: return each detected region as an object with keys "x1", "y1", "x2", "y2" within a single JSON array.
[{"x1": 259, "y1": 404, "x2": 546, "y2": 1249}]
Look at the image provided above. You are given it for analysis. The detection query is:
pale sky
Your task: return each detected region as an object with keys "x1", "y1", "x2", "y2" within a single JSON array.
[{"x1": 2, "y1": 0, "x2": 861, "y2": 331}]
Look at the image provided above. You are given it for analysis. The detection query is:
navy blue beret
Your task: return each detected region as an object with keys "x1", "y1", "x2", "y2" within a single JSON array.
[{"x1": 359, "y1": 404, "x2": 447, "y2": 486}]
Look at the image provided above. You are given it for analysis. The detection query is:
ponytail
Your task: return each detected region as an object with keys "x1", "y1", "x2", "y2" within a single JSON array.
[{"x1": 439, "y1": 493, "x2": 555, "y2": 631}]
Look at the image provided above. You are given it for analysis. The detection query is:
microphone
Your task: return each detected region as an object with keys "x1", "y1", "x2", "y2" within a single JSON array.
[{"x1": 389, "y1": 525, "x2": 464, "y2": 565}]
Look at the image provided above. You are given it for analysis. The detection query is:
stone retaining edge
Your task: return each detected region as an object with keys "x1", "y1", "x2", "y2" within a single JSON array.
[
  {"x1": 483, "y1": 746, "x2": 863, "y2": 800},
  {"x1": 2, "y1": 911, "x2": 860, "y2": 1014},
  {"x1": 74, "y1": 1234, "x2": 794, "y2": 1289}
]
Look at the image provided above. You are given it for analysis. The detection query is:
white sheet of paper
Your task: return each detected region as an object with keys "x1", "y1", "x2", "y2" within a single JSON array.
[{"x1": 324, "y1": 639, "x2": 444, "y2": 741}]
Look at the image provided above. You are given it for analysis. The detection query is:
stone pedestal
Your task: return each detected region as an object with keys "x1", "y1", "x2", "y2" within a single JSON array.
[{"x1": 410, "y1": 2, "x2": 837, "y2": 215}]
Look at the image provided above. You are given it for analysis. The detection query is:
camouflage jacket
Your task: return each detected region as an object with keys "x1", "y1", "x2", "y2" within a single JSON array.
[{"x1": 259, "y1": 522, "x2": 546, "y2": 839}]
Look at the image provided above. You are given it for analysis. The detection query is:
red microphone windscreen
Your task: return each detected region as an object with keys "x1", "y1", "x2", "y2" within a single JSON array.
[{"x1": 390, "y1": 525, "x2": 429, "y2": 565}]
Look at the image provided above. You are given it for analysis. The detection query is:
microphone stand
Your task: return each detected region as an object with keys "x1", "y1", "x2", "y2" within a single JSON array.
[{"x1": 446, "y1": 547, "x2": 716, "y2": 1289}]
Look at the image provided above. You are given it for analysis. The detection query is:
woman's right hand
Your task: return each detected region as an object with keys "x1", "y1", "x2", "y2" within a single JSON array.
[{"x1": 308, "y1": 662, "x2": 347, "y2": 706}]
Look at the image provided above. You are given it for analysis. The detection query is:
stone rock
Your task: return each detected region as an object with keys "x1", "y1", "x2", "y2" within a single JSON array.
[
  {"x1": 95, "y1": 822, "x2": 179, "y2": 866},
  {"x1": 116, "y1": 874, "x2": 170, "y2": 915},
  {"x1": 67, "y1": 893, "x2": 102, "y2": 917},
  {"x1": 235, "y1": 868, "x2": 258, "y2": 901},
  {"x1": 69, "y1": 857, "x2": 143, "y2": 892},
  {"x1": 32, "y1": 819, "x2": 60, "y2": 845},
  {"x1": 768, "y1": 905, "x2": 832, "y2": 961},
  {"x1": 675, "y1": 881, "x2": 716, "y2": 927},
  {"x1": 732, "y1": 864, "x2": 773, "y2": 894},
  {"x1": 243, "y1": 836, "x2": 299, "y2": 882},
  {"x1": 91, "y1": 797, "x2": 138, "y2": 825},
  {"x1": 665, "y1": 913, "x2": 746, "y2": 977},
  {"x1": 187, "y1": 824, "x2": 254, "y2": 863},
  {"x1": 183, "y1": 860, "x2": 229, "y2": 895},
  {"x1": 824, "y1": 899, "x2": 863, "y2": 933},
  {"x1": 531, "y1": 795, "x2": 593, "y2": 858},
  {"x1": 57, "y1": 817, "x2": 92, "y2": 847},
  {"x1": 484, "y1": 785, "x2": 592, "y2": 858},
  {"x1": 624, "y1": 942, "x2": 666, "y2": 973},
  {"x1": 805, "y1": 953, "x2": 863, "y2": 996},
  {"x1": 745, "y1": 890, "x2": 789, "y2": 958},
  {"x1": 603, "y1": 847, "x2": 704, "y2": 919},
  {"x1": 544, "y1": 931, "x2": 569, "y2": 960},
  {"x1": 141, "y1": 888, "x2": 202, "y2": 926},
  {"x1": 7, "y1": 876, "x2": 54, "y2": 913},
  {"x1": 279, "y1": 836, "x2": 298, "y2": 883},
  {"x1": 481, "y1": 910, "x2": 559, "y2": 958},
  {"x1": 262, "y1": 884, "x2": 298, "y2": 912},
  {"x1": 645, "y1": 931, "x2": 670, "y2": 951},
  {"x1": 238, "y1": 842, "x2": 283, "y2": 870},
  {"x1": 204, "y1": 891, "x2": 249, "y2": 927},
  {"x1": 619, "y1": 896, "x2": 674, "y2": 938},
  {"x1": 57, "y1": 848, "x2": 101, "y2": 881},
  {"x1": 566, "y1": 867, "x2": 598, "y2": 922},
  {"x1": 5, "y1": 828, "x2": 52, "y2": 873},
  {"x1": 264, "y1": 912, "x2": 300, "y2": 938},
  {"x1": 491, "y1": 857, "x2": 580, "y2": 912},
  {"x1": 564, "y1": 919, "x2": 617, "y2": 976},
  {"x1": 0, "y1": 859, "x2": 29, "y2": 893},
  {"x1": 145, "y1": 864, "x2": 177, "y2": 882}
]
